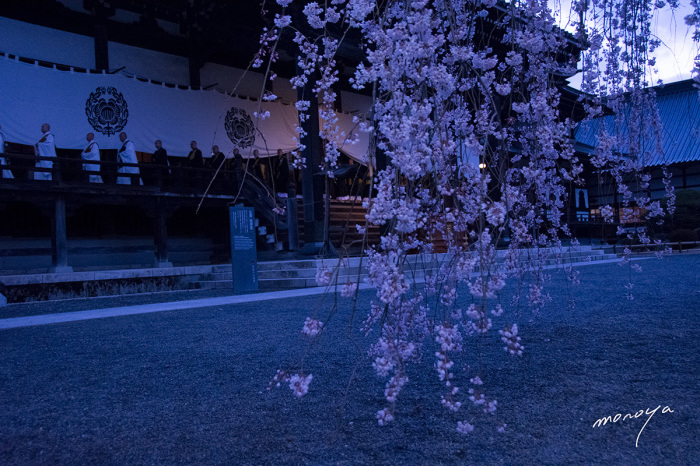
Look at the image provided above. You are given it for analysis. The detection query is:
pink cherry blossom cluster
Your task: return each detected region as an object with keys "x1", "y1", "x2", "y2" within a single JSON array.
[
  {"x1": 376, "y1": 408, "x2": 394, "y2": 426},
  {"x1": 254, "y1": 0, "x2": 682, "y2": 430},
  {"x1": 315, "y1": 265, "x2": 333, "y2": 286},
  {"x1": 268, "y1": 370, "x2": 313, "y2": 398},
  {"x1": 468, "y1": 387, "x2": 498, "y2": 414},
  {"x1": 499, "y1": 324, "x2": 524, "y2": 356},
  {"x1": 456, "y1": 421, "x2": 474, "y2": 435},
  {"x1": 289, "y1": 373, "x2": 313, "y2": 397},
  {"x1": 340, "y1": 281, "x2": 358, "y2": 297},
  {"x1": 302, "y1": 317, "x2": 324, "y2": 338}
]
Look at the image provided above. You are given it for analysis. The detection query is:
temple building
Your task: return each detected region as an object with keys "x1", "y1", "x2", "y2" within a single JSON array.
[
  {"x1": 575, "y1": 79, "x2": 700, "y2": 241},
  {"x1": 0, "y1": 0, "x2": 633, "y2": 278},
  {"x1": 0, "y1": 0, "x2": 378, "y2": 274}
]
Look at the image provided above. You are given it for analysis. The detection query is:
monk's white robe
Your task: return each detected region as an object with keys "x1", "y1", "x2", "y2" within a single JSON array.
[
  {"x1": 0, "y1": 131, "x2": 13, "y2": 179},
  {"x1": 34, "y1": 131, "x2": 55, "y2": 181},
  {"x1": 82, "y1": 140, "x2": 103, "y2": 183},
  {"x1": 117, "y1": 139, "x2": 141, "y2": 185}
]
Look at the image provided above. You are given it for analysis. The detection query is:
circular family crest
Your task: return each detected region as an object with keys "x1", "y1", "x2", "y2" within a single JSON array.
[
  {"x1": 225, "y1": 107, "x2": 255, "y2": 148},
  {"x1": 85, "y1": 87, "x2": 129, "y2": 136}
]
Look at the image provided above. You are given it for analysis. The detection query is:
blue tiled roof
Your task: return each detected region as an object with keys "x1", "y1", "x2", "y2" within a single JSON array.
[{"x1": 575, "y1": 80, "x2": 700, "y2": 166}]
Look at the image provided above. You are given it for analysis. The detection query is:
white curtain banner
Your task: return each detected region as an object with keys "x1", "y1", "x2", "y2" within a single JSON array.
[
  {"x1": 330, "y1": 111, "x2": 371, "y2": 164},
  {"x1": 0, "y1": 56, "x2": 301, "y2": 159}
]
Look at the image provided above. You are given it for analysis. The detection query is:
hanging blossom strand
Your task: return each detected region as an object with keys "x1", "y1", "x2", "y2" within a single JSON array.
[{"x1": 261, "y1": 0, "x2": 679, "y2": 431}]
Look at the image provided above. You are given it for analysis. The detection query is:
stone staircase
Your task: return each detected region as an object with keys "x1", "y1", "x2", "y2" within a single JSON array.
[{"x1": 192, "y1": 245, "x2": 618, "y2": 291}]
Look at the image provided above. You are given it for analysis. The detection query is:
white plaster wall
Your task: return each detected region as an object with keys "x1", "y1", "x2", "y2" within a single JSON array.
[
  {"x1": 200, "y1": 62, "x2": 266, "y2": 98},
  {"x1": 341, "y1": 90, "x2": 372, "y2": 115},
  {"x1": 273, "y1": 77, "x2": 297, "y2": 103},
  {"x1": 108, "y1": 41, "x2": 190, "y2": 85},
  {"x1": 0, "y1": 16, "x2": 94, "y2": 68},
  {"x1": 156, "y1": 19, "x2": 181, "y2": 37},
  {"x1": 0, "y1": 15, "x2": 373, "y2": 116},
  {"x1": 56, "y1": 0, "x2": 86, "y2": 14},
  {"x1": 111, "y1": 9, "x2": 141, "y2": 25}
]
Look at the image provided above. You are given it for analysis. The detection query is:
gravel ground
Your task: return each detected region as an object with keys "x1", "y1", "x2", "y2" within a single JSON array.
[{"x1": 0, "y1": 255, "x2": 698, "y2": 464}]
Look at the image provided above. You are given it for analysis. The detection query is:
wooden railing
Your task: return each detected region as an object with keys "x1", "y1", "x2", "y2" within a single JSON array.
[{"x1": 0, "y1": 150, "x2": 295, "y2": 198}]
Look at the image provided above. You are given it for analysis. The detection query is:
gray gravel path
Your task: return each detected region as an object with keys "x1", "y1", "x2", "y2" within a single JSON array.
[{"x1": 0, "y1": 255, "x2": 698, "y2": 464}]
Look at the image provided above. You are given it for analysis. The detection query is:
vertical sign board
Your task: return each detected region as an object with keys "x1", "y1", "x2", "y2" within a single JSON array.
[{"x1": 229, "y1": 204, "x2": 258, "y2": 292}]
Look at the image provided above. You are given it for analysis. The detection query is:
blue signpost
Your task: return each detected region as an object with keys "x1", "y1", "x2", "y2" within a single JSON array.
[{"x1": 229, "y1": 204, "x2": 258, "y2": 293}]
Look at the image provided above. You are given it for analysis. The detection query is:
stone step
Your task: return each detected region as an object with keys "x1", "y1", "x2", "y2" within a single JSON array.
[
  {"x1": 258, "y1": 275, "x2": 372, "y2": 290},
  {"x1": 200, "y1": 267, "x2": 368, "y2": 281},
  {"x1": 195, "y1": 253, "x2": 619, "y2": 291},
  {"x1": 252, "y1": 249, "x2": 601, "y2": 273},
  {"x1": 192, "y1": 280, "x2": 233, "y2": 290},
  {"x1": 197, "y1": 252, "x2": 619, "y2": 291},
  {"x1": 202, "y1": 272, "x2": 233, "y2": 281},
  {"x1": 257, "y1": 252, "x2": 601, "y2": 273},
  {"x1": 225, "y1": 252, "x2": 613, "y2": 279},
  {"x1": 260, "y1": 266, "x2": 366, "y2": 280},
  {"x1": 258, "y1": 278, "x2": 319, "y2": 290},
  {"x1": 211, "y1": 264, "x2": 233, "y2": 273},
  {"x1": 191, "y1": 247, "x2": 611, "y2": 291}
]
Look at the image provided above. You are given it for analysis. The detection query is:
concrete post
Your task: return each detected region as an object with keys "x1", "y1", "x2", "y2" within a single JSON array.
[
  {"x1": 287, "y1": 185, "x2": 299, "y2": 251},
  {"x1": 153, "y1": 198, "x2": 173, "y2": 267},
  {"x1": 50, "y1": 195, "x2": 72, "y2": 273}
]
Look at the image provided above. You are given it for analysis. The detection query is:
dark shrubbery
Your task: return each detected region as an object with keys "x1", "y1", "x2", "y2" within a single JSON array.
[
  {"x1": 672, "y1": 189, "x2": 700, "y2": 230},
  {"x1": 3, "y1": 276, "x2": 187, "y2": 303},
  {"x1": 669, "y1": 228, "x2": 698, "y2": 243}
]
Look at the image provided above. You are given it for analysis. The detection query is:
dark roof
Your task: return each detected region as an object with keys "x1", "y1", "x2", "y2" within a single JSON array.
[{"x1": 575, "y1": 79, "x2": 700, "y2": 166}]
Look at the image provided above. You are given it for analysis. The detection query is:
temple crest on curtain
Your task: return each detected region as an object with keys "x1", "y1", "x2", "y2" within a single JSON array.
[
  {"x1": 225, "y1": 107, "x2": 255, "y2": 148},
  {"x1": 85, "y1": 86, "x2": 129, "y2": 136}
]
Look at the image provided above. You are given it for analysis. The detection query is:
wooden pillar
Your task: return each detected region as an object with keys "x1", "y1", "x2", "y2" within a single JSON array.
[
  {"x1": 51, "y1": 196, "x2": 72, "y2": 273},
  {"x1": 297, "y1": 70, "x2": 327, "y2": 254},
  {"x1": 188, "y1": 41, "x2": 201, "y2": 88},
  {"x1": 94, "y1": 23, "x2": 109, "y2": 70},
  {"x1": 153, "y1": 198, "x2": 172, "y2": 267},
  {"x1": 287, "y1": 185, "x2": 299, "y2": 251},
  {"x1": 371, "y1": 83, "x2": 386, "y2": 174},
  {"x1": 188, "y1": 59, "x2": 201, "y2": 89},
  {"x1": 91, "y1": 1, "x2": 110, "y2": 70}
]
